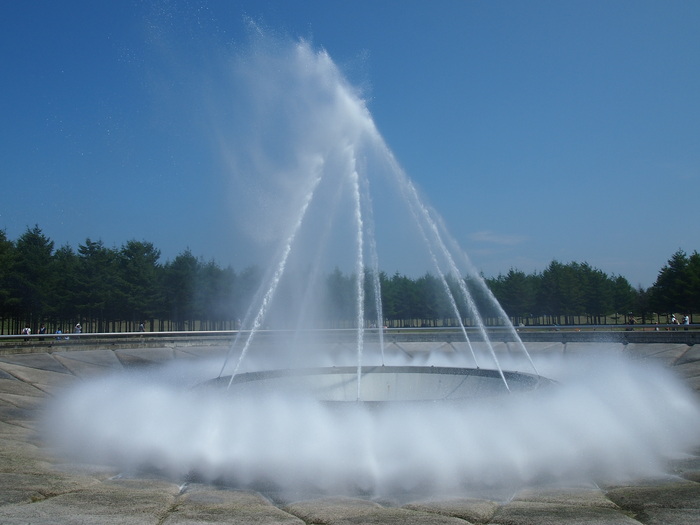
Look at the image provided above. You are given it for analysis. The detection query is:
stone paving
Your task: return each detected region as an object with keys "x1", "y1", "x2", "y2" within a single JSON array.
[{"x1": 1, "y1": 340, "x2": 700, "y2": 524}]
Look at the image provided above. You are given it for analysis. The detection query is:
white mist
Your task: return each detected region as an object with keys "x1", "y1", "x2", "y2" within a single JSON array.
[{"x1": 42, "y1": 352, "x2": 700, "y2": 498}]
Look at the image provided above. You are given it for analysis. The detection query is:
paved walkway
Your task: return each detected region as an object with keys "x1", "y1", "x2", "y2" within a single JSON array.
[{"x1": 1, "y1": 341, "x2": 700, "y2": 524}]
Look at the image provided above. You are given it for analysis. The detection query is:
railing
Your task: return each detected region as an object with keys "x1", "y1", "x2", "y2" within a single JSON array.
[{"x1": 0, "y1": 324, "x2": 697, "y2": 355}]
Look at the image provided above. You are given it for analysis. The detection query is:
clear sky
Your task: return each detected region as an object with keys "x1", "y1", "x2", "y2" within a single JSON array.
[{"x1": 2, "y1": 0, "x2": 698, "y2": 288}]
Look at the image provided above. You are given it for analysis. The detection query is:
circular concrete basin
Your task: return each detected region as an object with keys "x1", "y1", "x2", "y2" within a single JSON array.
[{"x1": 206, "y1": 365, "x2": 554, "y2": 402}]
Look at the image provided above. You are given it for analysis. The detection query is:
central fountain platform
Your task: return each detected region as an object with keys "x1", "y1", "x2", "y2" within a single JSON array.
[{"x1": 205, "y1": 365, "x2": 554, "y2": 402}]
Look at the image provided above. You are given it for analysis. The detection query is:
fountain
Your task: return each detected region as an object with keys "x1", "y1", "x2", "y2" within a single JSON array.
[
  {"x1": 41, "y1": 32, "x2": 700, "y2": 502},
  {"x1": 210, "y1": 35, "x2": 542, "y2": 401}
]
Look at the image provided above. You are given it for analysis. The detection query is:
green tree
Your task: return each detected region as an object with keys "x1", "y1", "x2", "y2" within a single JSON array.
[
  {"x1": 49, "y1": 244, "x2": 80, "y2": 327},
  {"x1": 650, "y1": 249, "x2": 691, "y2": 314},
  {"x1": 610, "y1": 275, "x2": 635, "y2": 318},
  {"x1": 578, "y1": 263, "x2": 613, "y2": 323},
  {"x1": 537, "y1": 261, "x2": 585, "y2": 324},
  {"x1": 0, "y1": 231, "x2": 17, "y2": 333},
  {"x1": 75, "y1": 239, "x2": 121, "y2": 332},
  {"x1": 415, "y1": 272, "x2": 443, "y2": 324},
  {"x1": 118, "y1": 240, "x2": 162, "y2": 329},
  {"x1": 685, "y1": 251, "x2": 700, "y2": 320},
  {"x1": 487, "y1": 269, "x2": 537, "y2": 324},
  {"x1": 10, "y1": 226, "x2": 54, "y2": 328},
  {"x1": 195, "y1": 260, "x2": 236, "y2": 330},
  {"x1": 162, "y1": 249, "x2": 200, "y2": 330},
  {"x1": 631, "y1": 284, "x2": 652, "y2": 323},
  {"x1": 382, "y1": 272, "x2": 419, "y2": 326}
]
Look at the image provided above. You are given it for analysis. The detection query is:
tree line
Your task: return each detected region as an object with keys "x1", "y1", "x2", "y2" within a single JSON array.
[
  {"x1": 0, "y1": 226, "x2": 697, "y2": 334},
  {"x1": 488, "y1": 250, "x2": 698, "y2": 325}
]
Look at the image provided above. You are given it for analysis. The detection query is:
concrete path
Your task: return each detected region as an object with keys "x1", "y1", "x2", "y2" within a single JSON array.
[{"x1": 1, "y1": 341, "x2": 700, "y2": 524}]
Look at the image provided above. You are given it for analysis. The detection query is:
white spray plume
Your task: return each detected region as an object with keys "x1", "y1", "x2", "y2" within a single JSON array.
[{"x1": 42, "y1": 352, "x2": 700, "y2": 498}]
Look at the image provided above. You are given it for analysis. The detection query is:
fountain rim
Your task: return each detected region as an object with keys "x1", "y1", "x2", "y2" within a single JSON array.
[
  {"x1": 203, "y1": 365, "x2": 556, "y2": 403},
  {"x1": 217, "y1": 364, "x2": 543, "y2": 384}
]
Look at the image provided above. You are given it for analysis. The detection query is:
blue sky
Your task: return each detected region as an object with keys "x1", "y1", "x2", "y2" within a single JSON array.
[{"x1": 1, "y1": 0, "x2": 698, "y2": 288}]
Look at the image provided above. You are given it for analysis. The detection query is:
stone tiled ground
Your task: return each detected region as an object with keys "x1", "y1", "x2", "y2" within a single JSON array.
[{"x1": 1, "y1": 340, "x2": 699, "y2": 524}]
